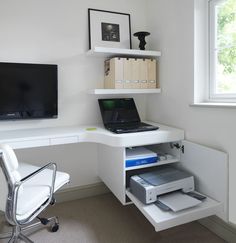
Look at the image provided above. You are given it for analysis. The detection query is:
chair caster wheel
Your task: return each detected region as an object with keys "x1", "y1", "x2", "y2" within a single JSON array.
[
  {"x1": 50, "y1": 197, "x2": 56, "y2": 205},
  {"x1": 51, "y1": 223, "x2": 59, "y2": 232}
]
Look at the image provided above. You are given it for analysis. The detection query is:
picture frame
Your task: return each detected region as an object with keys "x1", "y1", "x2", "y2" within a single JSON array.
[{"x1": 88, "y1": 8, "x2": 132, "y2": 50}]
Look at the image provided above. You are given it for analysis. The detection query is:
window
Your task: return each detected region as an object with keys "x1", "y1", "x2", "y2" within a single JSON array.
[{"x1": 209, "y1": 0, "x2": 236, "y2": 101}]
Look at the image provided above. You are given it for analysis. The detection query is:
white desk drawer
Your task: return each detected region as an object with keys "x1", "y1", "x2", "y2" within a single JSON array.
[
  {"x1": 50, "y1": 136, "x2": 79, "y2": 146},
  {"x1": 7, "y1": 139, "x2": 50, "y2": 149},
  {"x1": 126, "y1": 189, "x2": 222, "y2": 232}
]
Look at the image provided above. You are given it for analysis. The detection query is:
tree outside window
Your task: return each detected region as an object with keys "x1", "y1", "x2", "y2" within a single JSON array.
[{"x1": 212, "y1": 0, "x2": 236, "y2": 96}]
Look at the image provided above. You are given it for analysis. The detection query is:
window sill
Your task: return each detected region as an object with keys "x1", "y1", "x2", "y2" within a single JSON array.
[{"x1": 190, "y1": 102, "x2": 236, "y2": 108}]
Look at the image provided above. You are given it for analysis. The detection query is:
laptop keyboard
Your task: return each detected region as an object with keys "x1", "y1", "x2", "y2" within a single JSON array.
[
  {"x1": 107, "y1": 122, "x2": 159, "y2": 134},
  {"x1": 114, "y1": 127, "x2": 158, "y2": 134}
]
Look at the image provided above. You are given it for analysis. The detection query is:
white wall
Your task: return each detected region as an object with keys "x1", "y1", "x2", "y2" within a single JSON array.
[
  {"x1": 0, "y1": 0, "x2": 148, "y2": 188},
  {"x1": 147, "y1": 0, "x2": 236, "y2": 226}
]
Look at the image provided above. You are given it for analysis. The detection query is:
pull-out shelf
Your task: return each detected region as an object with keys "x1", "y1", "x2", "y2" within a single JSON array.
[{"x1": 126, "y1": 189, "x2": 223, "y2": 232}]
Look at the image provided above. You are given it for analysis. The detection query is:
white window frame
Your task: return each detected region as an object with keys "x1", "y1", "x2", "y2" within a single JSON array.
[{"x1": 209, "y1": 0, "x2": 236, "y2": 102}]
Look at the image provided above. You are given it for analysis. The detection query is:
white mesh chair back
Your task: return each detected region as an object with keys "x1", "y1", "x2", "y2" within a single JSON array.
[{"x1": 0, "y1": 144, "x2": 21, "y2": 211}]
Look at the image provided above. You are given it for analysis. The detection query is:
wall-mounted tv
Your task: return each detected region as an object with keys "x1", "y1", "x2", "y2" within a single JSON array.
[{"x1": 0, "y1": 62, "x2": 58, "y2": 120}]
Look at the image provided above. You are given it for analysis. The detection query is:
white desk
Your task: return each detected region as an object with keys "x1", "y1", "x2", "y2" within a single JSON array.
[
  {"x1": 0, "y1": 121, "x2": 184, "y2": 149},
  {"x1": 0, "y1": 122, "x2": 226, "y2": 232}
]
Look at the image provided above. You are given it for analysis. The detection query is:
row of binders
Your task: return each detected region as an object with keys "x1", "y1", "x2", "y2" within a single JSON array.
[{"x1": 104, "y1": 57, "x2": 157, "y2": 89}]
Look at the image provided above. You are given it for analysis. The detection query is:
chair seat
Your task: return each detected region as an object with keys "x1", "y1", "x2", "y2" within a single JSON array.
[{"x1": 16, "y1": 163, "x2": 70, "y2": 221}]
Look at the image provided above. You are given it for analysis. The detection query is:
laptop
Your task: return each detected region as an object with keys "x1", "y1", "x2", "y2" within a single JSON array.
[{"x1": 98, "y1": 98, "x2": 159, "y2": 134}]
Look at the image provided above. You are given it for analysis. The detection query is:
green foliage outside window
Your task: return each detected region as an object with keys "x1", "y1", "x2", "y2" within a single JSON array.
[
  {"x1": 217, "y1": 0, "x2": 236, "y2": 74},
  {"x1": 214, "y1": 0, "x2": 236, "y2": 94}
]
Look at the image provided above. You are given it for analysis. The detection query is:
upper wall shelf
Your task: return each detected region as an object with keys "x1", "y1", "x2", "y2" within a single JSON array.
[
  {"x1": 87, "y1": 88, "x2": 161, "y2": 95},
  {"x1": 87, "y1": 47, "x2": 161, "y2": 58}
]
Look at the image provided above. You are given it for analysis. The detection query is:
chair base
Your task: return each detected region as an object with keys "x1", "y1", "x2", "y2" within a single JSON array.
[
  {"x1": 0, "y1": 216, "x2": 59, "y2": 243},
  {"x1": 9, "y1": 230, "x2": 34, "y2": 243}
]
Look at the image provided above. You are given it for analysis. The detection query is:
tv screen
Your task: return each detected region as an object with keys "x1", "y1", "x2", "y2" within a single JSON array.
[{"x1": 0, "y1": 62, "x2": 58, "y2": 120}]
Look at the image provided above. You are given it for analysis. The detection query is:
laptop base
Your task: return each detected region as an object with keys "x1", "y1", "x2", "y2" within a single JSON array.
[{"x1": 106, "y1": 122, "x2": 159, "y2": 134}]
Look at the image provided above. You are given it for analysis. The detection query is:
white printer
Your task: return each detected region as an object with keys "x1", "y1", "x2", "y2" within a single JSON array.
[{"x1": 130, "y1": 167, "x2": 195, "y2": 205}]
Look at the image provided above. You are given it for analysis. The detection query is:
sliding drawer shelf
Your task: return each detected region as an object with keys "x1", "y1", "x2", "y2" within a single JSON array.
[
  {"x1": 87, "y1": 88, "x2": 161, "y2": 95},
  {"x1": 87, "y1": 47, "x2": 161, "y2": 58},
  {"x1": 125, "y1": 157, "x2": 179, "y2": 171},
  {"x1": 126, "y1": 189, "x2": 222, "y2": 232}
]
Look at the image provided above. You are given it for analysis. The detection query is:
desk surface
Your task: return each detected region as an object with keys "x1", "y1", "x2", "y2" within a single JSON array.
[{"x1": 0, "y1": 121, "x2": 184, "y2": 149}]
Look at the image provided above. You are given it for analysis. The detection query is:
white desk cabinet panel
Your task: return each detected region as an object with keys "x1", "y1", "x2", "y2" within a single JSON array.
[
  {"x1": 98, "y1": 145, "x2": 126, "y2": 204},
  {"x1": 178, "y1": 140, "x2": 228, "y2": 221}
]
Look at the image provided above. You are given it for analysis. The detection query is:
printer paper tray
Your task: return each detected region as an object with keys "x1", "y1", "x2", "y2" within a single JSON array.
[{"x1": 126, "y1": 189, "x2": 223, "y2": 232}]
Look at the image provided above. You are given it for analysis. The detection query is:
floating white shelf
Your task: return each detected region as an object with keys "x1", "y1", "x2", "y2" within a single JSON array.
[
  {"x1": 87, "y1": 47, "x2": 161, "y2": 58},
  {"x1": 125, "y1": 158, "x2": 179, "y2": 171},
  {"x1": 87, "y1": 88, "x2": 161, "y2": 95}
]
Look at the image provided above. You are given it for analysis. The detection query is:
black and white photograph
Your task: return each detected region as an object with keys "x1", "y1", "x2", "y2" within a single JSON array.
[
  {"x1": 101, "y1": 22, "x2": 120, "y2": 42},
  {"x1": 88, "y1": 9, "x2": 131, "y2": 49}
]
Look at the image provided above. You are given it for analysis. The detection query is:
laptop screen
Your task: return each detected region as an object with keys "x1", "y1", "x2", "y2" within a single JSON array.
[{"x1": 98, "y1": 98, "x2": 141, "y2": 125}]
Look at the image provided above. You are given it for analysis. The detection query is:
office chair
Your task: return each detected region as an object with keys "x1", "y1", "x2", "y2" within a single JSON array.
[{"x1": 0, "y1": 144, "x2": 70, "y2": 243}]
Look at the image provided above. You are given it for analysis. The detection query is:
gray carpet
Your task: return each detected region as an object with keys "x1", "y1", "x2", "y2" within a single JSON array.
[{"x1": 0, "y1": 193, "x2": 226, "y2": 243}]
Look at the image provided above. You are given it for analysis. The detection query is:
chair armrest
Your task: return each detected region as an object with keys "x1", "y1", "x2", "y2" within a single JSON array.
[
  {"x1": 12, "y1": 162, "x2": 57, "y2": 225},
  {"x1": 20, "y1": 162, "x2": 57, "y2": 185}
]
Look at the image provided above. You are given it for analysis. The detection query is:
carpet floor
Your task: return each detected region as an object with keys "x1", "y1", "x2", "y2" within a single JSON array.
[{"x1": 0, "y1": 193, "x2": 226, "y2": 243}]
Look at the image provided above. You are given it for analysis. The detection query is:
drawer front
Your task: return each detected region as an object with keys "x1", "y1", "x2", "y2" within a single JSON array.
[
  {"x1": 50, "y1": 136, "x2": 79, "y2": 146},
  {"x1": 7, "y1": 139, "x2": 50, "y2": 149}
]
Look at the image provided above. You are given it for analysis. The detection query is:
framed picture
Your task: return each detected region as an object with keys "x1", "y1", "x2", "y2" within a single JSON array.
[{"x1": 88, "y1": 8, "x2": 132, "y2": 50}]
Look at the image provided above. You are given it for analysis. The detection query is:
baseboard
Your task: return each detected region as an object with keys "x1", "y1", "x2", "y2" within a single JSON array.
[
  {"x1": 54, "y1": 182, "x2": 110, "y2": 203},
  {"x1": 199, "y1": 216, "x2": 236, "y2": 243}
]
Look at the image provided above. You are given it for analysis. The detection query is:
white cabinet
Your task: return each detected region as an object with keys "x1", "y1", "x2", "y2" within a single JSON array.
[
  {"x1": 0, "y1": 123, "x2": 228, "y2": 232},
  {"x1": 97, "y1": 139, "x2": 228, "y2": 232}
]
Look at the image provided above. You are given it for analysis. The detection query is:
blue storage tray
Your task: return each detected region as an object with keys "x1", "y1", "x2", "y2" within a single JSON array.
[{"x1": 126, "y1": 156, "x2": 158, "y2": 168}]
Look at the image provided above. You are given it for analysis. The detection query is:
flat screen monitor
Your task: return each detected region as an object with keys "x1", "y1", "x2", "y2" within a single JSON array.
[{"x1": 0, "y1": 62, "x2": 58, "y2": 120}]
